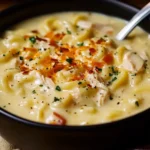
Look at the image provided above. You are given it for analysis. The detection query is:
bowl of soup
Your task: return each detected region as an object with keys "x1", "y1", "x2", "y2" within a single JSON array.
[{"x1": 0, "y1": 0, "x2": 150, "y2": 149}]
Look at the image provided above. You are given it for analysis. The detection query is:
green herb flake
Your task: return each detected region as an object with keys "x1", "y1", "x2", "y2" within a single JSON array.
[
  {"x1": 66, "y1": 58, "x2": 73, "y2": 64},
  {"x1": 32, "y1": 90, "x2": 36, "y2": 94},
  {"x1": 112, "y1": 77, "x2": 117, "y2": 82},
  {"x1": 77, "y1": 42, "x2": 84, "y2": 47},
  {"x1": 66, "y1": 28, "x2": 71, "y2": 34},
  {"x1": 56, "y1": 85, "x2": 61, "y2": 91},
  {"x1": 3, "y1": 105, "x2": 6, "y2": 108},
  {"x1": 39, "y1": 84, "x2": 43, "y2": 87},
  {"x1": 97, "y1": 68, "x2": 102, "y2": 72},
  {"x1": 78, "y1": 82, "x2": 82, "y2": 85},
  {"x1": 29, "y1": 37, "x2": 36, "y2": 44},
  {"x1": 109, "y1": 73, "x2": 113, "y2": 77},
  {"x1": 53, "y1": 97, "x2": 61, "y2": 103},
  {"x1": 3, "y1": 54, "x2": 6, "y2": 57},
  {"x1": 19, "y1": 56, "x2": 24, "y2": 60},
  {"x1": 111, "y1": 66, "x2": 119, "y2": 75},
  {"x1": 135, "y1": 101, "x2": 139, "y2": 107}
]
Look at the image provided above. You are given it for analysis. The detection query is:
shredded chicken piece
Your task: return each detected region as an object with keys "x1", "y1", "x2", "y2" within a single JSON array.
[
  {"x1": 139, "y1": 51, "x2": 148, "y2": 60},
  {"x1": 77, "y1": 20, "x2": 92, "y2": 29},
  {"x1": 122, "y1": 52, "x2": 144, "y2": 73},
  {"x1": 86, "y1": 73, "x2": 109, "y2": 106},
  {"x1": 92, "y1": 23, "x2": 114, "y2": 34}
]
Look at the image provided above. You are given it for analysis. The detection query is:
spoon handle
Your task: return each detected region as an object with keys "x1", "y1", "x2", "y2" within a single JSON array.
[{"x1": 116, "y1": 2, "x2": 150, "y2": 41}]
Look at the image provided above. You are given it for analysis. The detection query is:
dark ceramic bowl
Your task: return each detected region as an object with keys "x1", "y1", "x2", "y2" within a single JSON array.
[{"x1": 0, "y1": 0, "x2": 150, "y2": 150}]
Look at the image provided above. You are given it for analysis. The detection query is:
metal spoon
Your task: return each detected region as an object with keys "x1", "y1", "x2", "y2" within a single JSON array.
[{"x1": 116, "y1": 2, "x2": 150, "y2": 41}]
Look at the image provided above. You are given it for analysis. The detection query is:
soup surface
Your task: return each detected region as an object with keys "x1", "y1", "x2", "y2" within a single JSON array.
[{"x1": 0, "y1": 12, "x2": 150, "y2": 125}]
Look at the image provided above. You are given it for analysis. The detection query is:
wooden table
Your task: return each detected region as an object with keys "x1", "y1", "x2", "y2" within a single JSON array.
[{"x1": 0, "y1": 0, "x2": 149, "y2": 150}]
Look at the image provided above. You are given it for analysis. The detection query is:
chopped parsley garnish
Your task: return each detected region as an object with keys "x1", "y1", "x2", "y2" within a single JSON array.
[
  {"x1": 29, "y1": 37, "x2": 36, "y2": 44},
  {"x1": 56, "y1": 85, "x2": 61, "y2": 91},
  {"x1": 109, "y1": 73, "x2": 113, "y2": 77},
  {"x1": 66, "y1": 58, "x2": 73, "y2": 64},
  {"x1": 112, "y1": 77, "x2": 117, "y2": 82},
  {"x1": 32, "y1": 90, "x2": 36, "y2": 94},
  {"x1": 97, "y1": 68, "x2": 102, "y2": 72},
  {"x1": 39, "y1": 84, "x2": 43, "y2": 87},
  {"x1": 3, "y1": 54, "x2": 5, "y2": 57},
  {"x1": 19, "y1": 56, "x2": 24, "y2": 60},
  {"x1": 111, "y1": 66, "x2": 119, "y2": 75},
  {"x1": 66, "y1": 28, "x2": 71, "y2": 34},
  {"x1": 78, "y1": 82, "x2": 82, "y2": 85},
  {"x1": 3, "y1": 105, "x2": 6, "y2": 108},
  {"x1": 53, "y1": 97, "x2": 61, "y2": 102},
  {"x1": 135, "y1": 101, "x2": 139, "y2": 107},
  {"x1": 107, "y1": 77, "x2": 117, "y2": 86},
  {"x1": 77, "y1": 42, "x2": 84, "y2": 47}
]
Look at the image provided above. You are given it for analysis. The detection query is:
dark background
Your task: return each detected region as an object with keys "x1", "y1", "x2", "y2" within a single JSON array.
[{"x1": 0, "y1": 0, "x2": 149, "y2": 11}]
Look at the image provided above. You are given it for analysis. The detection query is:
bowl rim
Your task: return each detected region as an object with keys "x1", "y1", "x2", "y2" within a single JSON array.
[{"x1": 0, "y1": 0, "x2": 149, "y2": 130}]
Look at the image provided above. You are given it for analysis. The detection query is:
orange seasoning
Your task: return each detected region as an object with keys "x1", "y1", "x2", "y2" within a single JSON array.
[
  {"x1": 96, "y1": 38, "x2": 106, "y2": 45},
  {"x1": 45, "y1": 31, "x2": 54, "y2": 39},
  {"x1": 89, "y1": 48, "x2": 96, "y2": 55},
  {"x1": 40, "y1": 56, "x2": 51, "y2": 66},
  {"x1": 103, "y1": 53, "x2": 113, "y2": 64},
  {"x1": 92, "y1": 61, "x2": 105, "y2": 68},
  {"x1": 20, "y1": 64, "x2": 30, "y2": 75},
  {"x1": 24, "y1": 47, "x2": 38, "y2": 52}
]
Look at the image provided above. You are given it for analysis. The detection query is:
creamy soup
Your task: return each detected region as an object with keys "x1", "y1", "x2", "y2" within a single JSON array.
[{"x1": 0, "y1": 12, "x2": 150, "y2": 125}]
